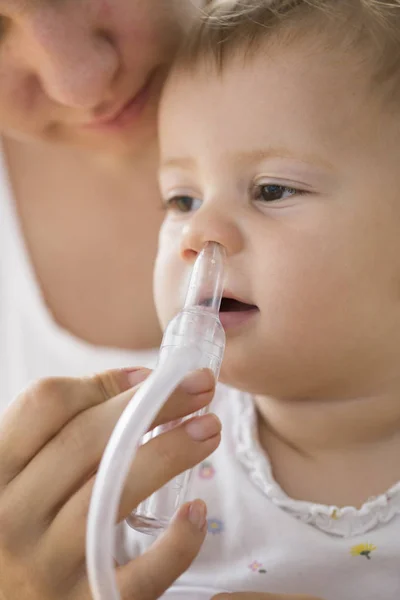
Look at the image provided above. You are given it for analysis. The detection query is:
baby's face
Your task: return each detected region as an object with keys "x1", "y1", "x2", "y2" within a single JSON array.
[{"x1": 155, "y1": 39, "x2": 400, "y2": 400}]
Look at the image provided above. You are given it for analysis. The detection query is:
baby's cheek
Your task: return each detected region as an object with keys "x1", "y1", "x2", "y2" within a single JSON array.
[
  {"x1": 153, "y1": 258, "x2": 173, "y2": 327},
  {"x1": 154, "y1": 236, "x2": 185, "y2": 327}
]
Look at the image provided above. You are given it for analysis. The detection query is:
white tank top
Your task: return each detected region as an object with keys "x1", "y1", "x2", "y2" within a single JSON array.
[{"x1": 0, "y1": 144, "x2": 158, "y2": 413}]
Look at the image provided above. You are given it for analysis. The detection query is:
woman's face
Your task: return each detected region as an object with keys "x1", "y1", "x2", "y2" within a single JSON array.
[{"x1": 0, "y1": 0, "x2": 201, "y2": 154}]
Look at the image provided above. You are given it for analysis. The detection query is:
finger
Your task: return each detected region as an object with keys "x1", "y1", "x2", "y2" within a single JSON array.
[
  {"x1": 153, "y1": 369, "x2": 215, "y2": 426},
  {"x1": 72, "y1": 500, "x2": 208, "y2": 600},
  {"x1": 118, "y1": 500, "x2": 208, "y2": 600},
  {"x1": 120, "y1": 413, "x2": 221, "y2": 513},
  {"x1": 40, "y1": 413, "x2": 221, "y2": 571},
  {"x1": 8, "y1": 370, "x2": 215, "y2": 529},
  {"x1": 0, "y1": 369, "x2": 145, "y2": 486}
]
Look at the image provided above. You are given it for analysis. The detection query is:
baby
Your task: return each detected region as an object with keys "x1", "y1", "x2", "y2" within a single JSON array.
[{"x1": 121, "y1": 1, "x2": 400, "y2": 598}]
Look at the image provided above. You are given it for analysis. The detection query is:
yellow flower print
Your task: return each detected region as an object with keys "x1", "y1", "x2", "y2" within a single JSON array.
[
  {"x1": 207, "y1": 518, "x2": 224, "y2": 534},
  {"x1": 350, "y1": 542, "x2": 377, "y2": 560}
]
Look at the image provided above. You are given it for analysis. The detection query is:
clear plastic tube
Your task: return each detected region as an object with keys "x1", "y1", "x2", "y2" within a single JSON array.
[
  {"x1": 86, "y1": 242, "x2": 225, "y2": 600},
  {"x1": 128, "y1": 242, "x2": 225, "y2": 534}
]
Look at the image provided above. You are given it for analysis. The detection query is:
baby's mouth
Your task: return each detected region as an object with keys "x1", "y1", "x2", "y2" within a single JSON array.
[
  {"x1": 199, "y1": 295, "x2": 258, "y2": 312},
  {"x1": 218, "y1": 296, "x2": 259, "y2": 330},
  {"x1": 199, "y1": 295, "x2": 259, "y2": 330},
  {"x1": 219, "y1": 297, "x2": 259, "y2": 313}
]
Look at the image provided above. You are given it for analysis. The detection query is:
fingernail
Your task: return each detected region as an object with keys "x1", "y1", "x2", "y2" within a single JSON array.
[
  {"x1": 181, "y1": 369, "x2": 215, "y2": 395},
  {"x1": 188, "y1": 500, "x2": 207, "y2": 529},
  {"x1": 185, "y1": 414, "x2": 221, "y2": 441},
  {"x1": 122, "y1": 368, "x2": 149, "y2": 387}
]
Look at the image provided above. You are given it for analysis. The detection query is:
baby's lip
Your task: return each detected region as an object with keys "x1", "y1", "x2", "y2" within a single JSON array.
[
  {"x1": 221, "y1": 289, "x2": 256, "y2": 306},
  {"x1": 199, "y1": 289, "x2": 258, "y2": 311}
]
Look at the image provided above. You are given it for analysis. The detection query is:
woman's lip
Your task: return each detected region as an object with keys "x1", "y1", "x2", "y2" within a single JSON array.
[{"x1": 82, "y1": 74, "x2": 154, "y2": 131}]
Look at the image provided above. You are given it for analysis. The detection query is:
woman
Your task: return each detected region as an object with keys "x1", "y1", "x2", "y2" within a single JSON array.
[
  {"x1": 0, "y1": 1, "x2": 222, "y2": 597},
  {"x1": 0, "y1": 0, "x2": 204, "y2": 410}
]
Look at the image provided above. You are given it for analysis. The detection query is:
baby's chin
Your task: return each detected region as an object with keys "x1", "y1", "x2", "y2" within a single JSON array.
[
  {"x1": 218, "y1": 346, "x2": 313, "y2": 400},
  {"x1": 218, "y1": 358, "x2": 271, "y2": 397}
]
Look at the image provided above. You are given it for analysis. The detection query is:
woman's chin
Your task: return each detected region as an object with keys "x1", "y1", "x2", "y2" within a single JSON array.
[{"x1": 76, "y1": 119, "x2": 157, "y2": 156}]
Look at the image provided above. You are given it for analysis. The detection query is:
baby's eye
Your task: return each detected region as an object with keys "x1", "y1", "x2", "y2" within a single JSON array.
[
  {"x1": 252, "y1": 184, "x2": 301, "y2": 203},
  {"x1": 165, "y1": 195, "x2": 202, "y2": 213}
]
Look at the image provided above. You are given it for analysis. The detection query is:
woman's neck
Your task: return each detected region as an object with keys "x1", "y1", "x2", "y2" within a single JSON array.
[{"x1": 4, "y1": 136, "x2": 163, "y2": 350}]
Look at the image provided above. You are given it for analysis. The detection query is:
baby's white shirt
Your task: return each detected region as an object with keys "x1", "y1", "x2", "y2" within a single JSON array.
[{"x1": 119, "y1": 384, "x2": 400, "y2": 600}]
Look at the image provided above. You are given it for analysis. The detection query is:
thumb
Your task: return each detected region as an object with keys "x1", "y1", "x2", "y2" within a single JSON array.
[
  {"x1": 117, "y1": 500, "x2": 208, "y2": 600},
  {"x1": 0, "y1": 367, "x2": 149, "y2": 486},
  {"x1": 89, "y1": 367, "x2": 151, "y2": 401}
]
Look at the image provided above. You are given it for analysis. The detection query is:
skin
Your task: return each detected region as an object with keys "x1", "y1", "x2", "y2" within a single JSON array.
[
  {"x1": 0, "y1": 0, "x2": 204, "y2": 349},
  {"x1": 156, "y1": 33, "x2": 400, "y2": 594}
]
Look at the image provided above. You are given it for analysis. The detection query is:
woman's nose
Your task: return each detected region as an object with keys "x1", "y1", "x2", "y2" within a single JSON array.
[
  {"x1": 24, "y1": 12, "x2": 118, "y2": 110},
  {"x1": 180, "y1": 205, "x2": 244, "y2": 263}
]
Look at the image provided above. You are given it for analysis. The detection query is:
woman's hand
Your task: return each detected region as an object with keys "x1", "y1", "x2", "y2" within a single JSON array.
[
  {"x1": 0, "y1": 367, "x2": 220, "y2": 600},
  {"x1": 214, "y1": 594, "x2": 323, "y2": 599}
]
